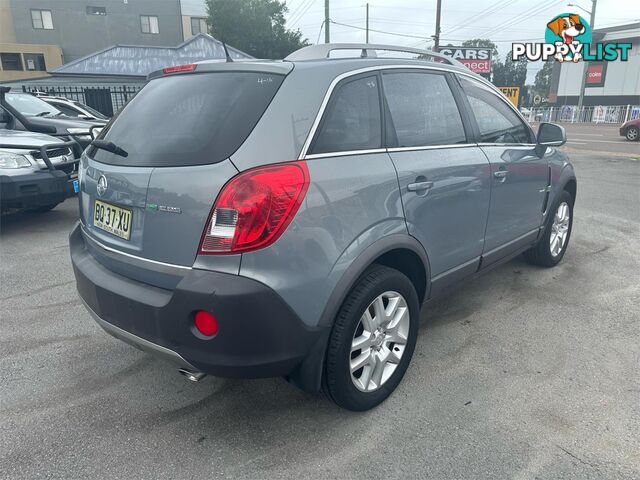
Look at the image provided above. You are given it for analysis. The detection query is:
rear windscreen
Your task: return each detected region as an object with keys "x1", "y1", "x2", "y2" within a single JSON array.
[{"x1": 89, "y1": 71, "x2": 285, "y2": 167}]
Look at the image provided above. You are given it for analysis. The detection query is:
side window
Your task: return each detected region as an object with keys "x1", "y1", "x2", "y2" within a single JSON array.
[
  {"x1": 459, "y1": 76, "x2": 533, "y2": 144},
  {"x1": 383, "y1": 72, "x2": 466, "y2": 147},
  {"x1": 54, "y1": 103, "x2": 80, "y2": 117},
  {"x1": 310, "y1": 75, "x2": 382, "y2": 155}
]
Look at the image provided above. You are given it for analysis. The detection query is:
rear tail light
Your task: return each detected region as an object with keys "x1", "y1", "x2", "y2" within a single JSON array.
[
  {"x1": 198, "y1": 161, "x2": 309, "y2": 254},
  {"x1": 163, "y1": 63, "x2": 197, "y2": 74}
]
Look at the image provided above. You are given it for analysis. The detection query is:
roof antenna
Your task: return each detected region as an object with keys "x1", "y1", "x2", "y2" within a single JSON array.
[{"x1": 221, "y1": 39, "x2": 234, "y2": 63}]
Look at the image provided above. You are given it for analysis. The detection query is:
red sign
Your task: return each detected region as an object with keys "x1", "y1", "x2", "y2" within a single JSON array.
[
  {"x1": 439, "y1": 47, "x2": 493, "y2": 74},
  {"x1": 458, "y1": 58, "x2": 492, "y2": 74},
  {"x1": 586, "y1": 64, "x2": 605, "y2": 86}
]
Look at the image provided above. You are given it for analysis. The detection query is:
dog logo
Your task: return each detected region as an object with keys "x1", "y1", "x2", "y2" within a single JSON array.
[
  {"x1": 97, "y1": 175, "x2": 108, "y2": 196},
  {"x1": 545, "y1": 13, "x2": 591, "y2": 62}
]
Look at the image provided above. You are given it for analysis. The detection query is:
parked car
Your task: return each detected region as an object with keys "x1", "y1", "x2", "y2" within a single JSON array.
[
  {"x1": 34, "y1": 93, "x2": 110, "y2": 121},
  {"x1": 0, "y1": 88, "x2": 107, "y2": 149},
  {"x1": 0, "y1": 128, "x2": 80, "y2": 213},
  {"x1": 619, "y1": 117, "x2": 640, "y2": 141},
  {"x1": 69, "y1": 44, "x2": 577, "y2": 411}
]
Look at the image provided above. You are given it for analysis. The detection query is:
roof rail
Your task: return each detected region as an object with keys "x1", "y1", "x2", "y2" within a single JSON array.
[{"x1": 284, "y1": 43, "x2": 464, "y2": 67}]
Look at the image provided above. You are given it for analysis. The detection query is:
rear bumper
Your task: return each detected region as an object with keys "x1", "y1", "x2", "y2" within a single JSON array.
[
  {"x1": 0, "y1": 170, "x2": 77, "y2": 210},
  {"x1": 69, "y1": 223, "x2": 326, "y2": 379}
]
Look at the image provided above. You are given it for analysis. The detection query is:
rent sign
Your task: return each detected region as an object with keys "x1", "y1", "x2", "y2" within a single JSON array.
[
  {"x1": 439, "y1": 47, "x2": 492, "y2": 74},
  {"x1": 497, "y1": 87, "x2": 520, "y2": 107}
]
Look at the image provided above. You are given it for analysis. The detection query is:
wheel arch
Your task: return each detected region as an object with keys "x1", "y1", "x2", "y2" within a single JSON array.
[{"x1": 287, "y1": 234, "x2": 431, "y2": 393}]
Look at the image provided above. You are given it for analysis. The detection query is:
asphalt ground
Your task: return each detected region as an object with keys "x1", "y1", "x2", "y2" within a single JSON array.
[{"x1": 1, "y1": 133, "x2": 638, "y2": 479}]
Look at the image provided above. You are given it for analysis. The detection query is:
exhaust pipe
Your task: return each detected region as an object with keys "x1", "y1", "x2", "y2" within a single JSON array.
[{"x1": 179, "y1": 368, "x2": 206, "y2": 382}]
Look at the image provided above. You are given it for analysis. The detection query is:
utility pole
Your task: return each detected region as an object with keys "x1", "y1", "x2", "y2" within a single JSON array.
[
  {"x1": 324, "y1": 0, "x2": 330, "y2": 43},
  {"x1": 576, "y1": 0, "x2": 597, "y2": 110},
  {"x1": 366, "y1": 3, "x2": 369, "y2": 43},
  {"x1": 433, "y1": 0, "x2": 442, "y2": 51}
]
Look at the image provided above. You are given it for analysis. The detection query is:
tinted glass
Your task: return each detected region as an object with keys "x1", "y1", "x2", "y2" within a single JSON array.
[
  {"x1": 54, "y1": 103, "x2": 80, "y2": 117},
  {"x1": 311, "y1": 75, "x2": 381, "y2": 154},
  {"x1": 459, "y1": 76, "x2": 533, "y2": 144},
  {"x1": 383, "y1": 72, "x2": 466, "y2": 147},
  {"x1": 89, "y1": 72, "x2": 284, "y2": 167}
]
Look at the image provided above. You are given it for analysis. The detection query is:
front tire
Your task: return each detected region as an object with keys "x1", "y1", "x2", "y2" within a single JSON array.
[
  {"x1": 626, "y1": 126, "x2": 639, "y2": 141},
  {"x1": 523, "y1": 190, "x2": 573, "y2": 267},
  {"x1": 323, "y1": 265, "x2": 420, "y2": 411}
]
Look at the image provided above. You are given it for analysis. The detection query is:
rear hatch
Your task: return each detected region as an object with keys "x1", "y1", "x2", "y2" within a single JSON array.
[{"x1": 79, "y1": 65, "x2": 289, "y2": 281}]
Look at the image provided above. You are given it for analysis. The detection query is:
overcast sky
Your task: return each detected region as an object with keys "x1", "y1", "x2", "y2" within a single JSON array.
[{"x1": 284, "y1": 0, "x2": 640, "y2": 83}]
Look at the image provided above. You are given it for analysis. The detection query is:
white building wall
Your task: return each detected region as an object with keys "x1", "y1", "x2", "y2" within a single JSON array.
[{"x1": 557, "y1": 39, "x2": 640, "y2": 97}]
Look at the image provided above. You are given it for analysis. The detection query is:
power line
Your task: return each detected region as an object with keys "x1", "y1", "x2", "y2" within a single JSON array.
[{"x1": 329, "y1": 20, "x2": 431, "y2": 40}]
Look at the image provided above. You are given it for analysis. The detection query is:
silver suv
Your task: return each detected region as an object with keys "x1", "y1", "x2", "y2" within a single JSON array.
[{"x1": 70, "y1": 44, "x2": 576, "y2": 411}]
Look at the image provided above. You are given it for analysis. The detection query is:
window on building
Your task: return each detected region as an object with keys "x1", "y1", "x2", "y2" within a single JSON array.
[
  {"x1": 191, "y1": 17, "x2": 208, "y2": 35},
  {"x1": 23, "y1": 53, "x2": 46, "y2": 71},
  {"x1": 140, "y1": 15, "x2": 159, "y2": 34},
  {"x1": 383, "y1": 72, "x2": 467, "y2": 147},
  {"x1": 1, "y1": 53, "x2": 23, "y2": 71},
  {"x1": 86, "y1": 6, "x2": 107, "y2": 16},
  {"x1": 31, "y1": 9, "x2": 54, "y2": 30},
  {"x1": 310, "y1": 75, "x2": 382, "y2": 155}
]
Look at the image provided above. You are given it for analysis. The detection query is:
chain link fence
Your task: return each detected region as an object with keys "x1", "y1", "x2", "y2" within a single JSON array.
[{"x1": 522, "y1": 105, "x2": 640, "y2": 124}]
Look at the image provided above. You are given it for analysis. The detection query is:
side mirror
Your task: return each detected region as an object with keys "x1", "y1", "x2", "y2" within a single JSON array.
[
  {"x1": 537, "y1": 122, "x2": 566, "y2": 147},
  {"x1": 536, "y1": 122, "x2": 566, "y2": 157},
  {"x1": 90, "y1": 125, "x2": 103, "y2": 140}
]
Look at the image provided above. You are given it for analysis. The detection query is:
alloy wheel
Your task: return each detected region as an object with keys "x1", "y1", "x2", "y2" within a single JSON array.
[
  {"x1": 350, "y1": 291, "x2": 410, "y2": 392},
  {"x1": 550, "y1": 201, "x2": 570, "y2": 257}
]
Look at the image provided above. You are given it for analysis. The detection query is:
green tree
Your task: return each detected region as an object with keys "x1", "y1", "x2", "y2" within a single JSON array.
[
  {"x1": 206, "y1": 0, "x2": 309, "y2": 59},
  {"x1": 534, "y1": 61, "x2": 553, "y2": 98},
  {"x1": 493, "y1": 52, "x2": 527, "y2": 87}
]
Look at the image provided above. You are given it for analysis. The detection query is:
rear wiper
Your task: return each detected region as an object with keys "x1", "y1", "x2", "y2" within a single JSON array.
[{"x1": 91, "y1": 139, "x2": 128, "y2": 158}]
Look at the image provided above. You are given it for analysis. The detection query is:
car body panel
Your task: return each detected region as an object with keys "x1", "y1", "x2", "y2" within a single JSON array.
[
  {"x1": 388, "y1": 145, "x2": 491, "y2": 277},
  {"x1": 480, "y1": 145, "x2": 549, "y2": 253},
  {"x1": 239, "y1": 152, "x2": 404, "y2": 327}
]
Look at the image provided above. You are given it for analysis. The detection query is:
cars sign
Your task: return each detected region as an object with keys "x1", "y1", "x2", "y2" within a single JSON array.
[{"x1": 439, "y1": 47, "x2": 492, "y2": 74}]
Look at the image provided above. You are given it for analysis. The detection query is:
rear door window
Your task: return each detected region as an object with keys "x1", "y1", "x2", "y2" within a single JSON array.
[
  {"x1": 310, "y1": 75, "x2": 382, "y2": 155},
  {"x1": 459, "y1": 76, "x2": 534, "y2": 144},
  {"x1": 90, "y1": 72, "x2": 284, "y2": 167},
  {"x1": 382, "y1": 71, "x2": 467, "y2": 147}
]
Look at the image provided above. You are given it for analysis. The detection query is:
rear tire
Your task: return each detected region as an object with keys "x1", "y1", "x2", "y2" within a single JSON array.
[
  {"x1": 323, "y1": 265, "x2": 419, "y2": 411},
  {"x1": 626, "y1": 126, "x2": 639, "y2": 141},
  {"x1": 523, "y1": 190, "x2": 573, "y2": 267}
]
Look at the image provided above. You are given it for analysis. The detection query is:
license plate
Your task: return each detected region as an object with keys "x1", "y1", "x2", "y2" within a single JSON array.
[{"x1": 93, "y1": 200, "x2": 132, "y2": 240}]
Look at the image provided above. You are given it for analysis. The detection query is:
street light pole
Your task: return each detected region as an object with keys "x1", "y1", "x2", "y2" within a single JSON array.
[
  {"x1": 366, "y1": 3, "x2": 369, "y2": 44},
  {"x1": 574, "y1": 0, "x2": 597, "y2": 110}
]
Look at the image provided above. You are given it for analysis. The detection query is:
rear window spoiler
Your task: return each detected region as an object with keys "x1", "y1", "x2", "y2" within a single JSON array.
[{"x1": 146, "y1": 61, "x2": 294, "y2": 81}]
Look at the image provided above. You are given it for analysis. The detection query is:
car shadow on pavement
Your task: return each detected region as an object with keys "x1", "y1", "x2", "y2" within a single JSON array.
[{"x1": 0, "y1": 200, "x2": 79, "y2": 237}]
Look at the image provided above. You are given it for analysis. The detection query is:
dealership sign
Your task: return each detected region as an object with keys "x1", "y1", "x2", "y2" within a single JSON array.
[
  {"x1": 439, "y1": 47, "x2": 492, "y2": 74},
  {"x1": 497, "y1": 87, "x2": 520, "y2": 107}
]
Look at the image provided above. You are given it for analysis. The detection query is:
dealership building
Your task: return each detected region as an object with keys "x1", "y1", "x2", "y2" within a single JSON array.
[{"x1": 549, "y1": 22, "x2": 640, "y2": 106}]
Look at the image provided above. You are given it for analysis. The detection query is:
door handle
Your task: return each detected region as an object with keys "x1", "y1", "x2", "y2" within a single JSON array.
[
  {"x1": 493, "y1": 170, "x2": 508, "y2": 180},
  {"x1": 407, "y1": 181, "x2": 434, "y2": 192}
]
